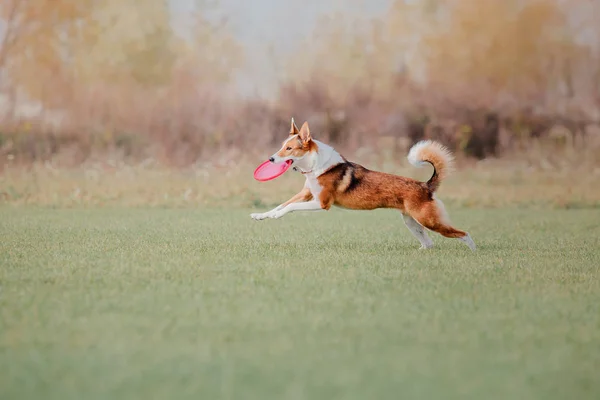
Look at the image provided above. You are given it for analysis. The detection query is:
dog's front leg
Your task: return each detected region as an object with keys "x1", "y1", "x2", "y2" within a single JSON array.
[
  {"x1": 251, "y1": 187, "x2": 312, "y2": 221},
  {"x1": 271, "y1": 200, "x2": 324, "y2": 219},
  {"x1": 250, "y1": 206, "x2": 281, "y2": 221},
  {"x1": 250, "y1": 206, "x2": 279, "y2": 221}
]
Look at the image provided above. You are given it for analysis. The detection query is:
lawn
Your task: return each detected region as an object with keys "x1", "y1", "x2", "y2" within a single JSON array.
[{"x1": 1, "y1": 207, "x2": 599, "y2": 400}]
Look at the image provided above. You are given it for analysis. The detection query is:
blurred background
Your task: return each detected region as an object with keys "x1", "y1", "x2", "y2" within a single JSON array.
[{"x1": 1, "y1": 0, "x2": 599, "y2": 207}]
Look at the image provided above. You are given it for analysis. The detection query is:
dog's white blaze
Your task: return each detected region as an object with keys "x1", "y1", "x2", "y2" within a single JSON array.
[
  {"x1": 270, "y1": 135, "x2": 300, "y2": 163},
  {"x1": 283, "y1": 134, "x2": 299, "y2": 148}
]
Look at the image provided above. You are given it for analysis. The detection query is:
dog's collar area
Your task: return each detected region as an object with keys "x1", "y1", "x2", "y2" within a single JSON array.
[
  {"x1": 292, "y1": 166, "x2": 313, "y2": 174},
  {"x1": 295, "y1": 168, "x2": 313, "y2": 174}
]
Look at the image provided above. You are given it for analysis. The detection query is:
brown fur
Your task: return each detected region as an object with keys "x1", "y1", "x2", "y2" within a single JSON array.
[
  {"x1": 313, "y1": 162, "x2": 466, "y2": 238},
  {"x1": 280, "y1": 187, "x2": 313, "y2": 207},
  {"x1": 277, "y1": 122, "x2": 318, "y2": 159},
  {"x1": 290, "y1": 118, "x2": 300, "y2": 135},
  {"x1": 414, "y1": 141, "x2": 454, "y2": 192}
]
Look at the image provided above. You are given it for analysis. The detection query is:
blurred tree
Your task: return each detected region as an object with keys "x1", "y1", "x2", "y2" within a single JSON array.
[
  {"x1": 420, "y1": 0, "x2": 576, "y2": 109},
  {"x1": 286, "y1": 0, "x2": 599, "y2": 115},
  {"x1": 173, "y1": 5, "x2": 243, "y2": 87},
  {"x1": 286, "y1": 10, "x2": 376, "y2": 100},
  {"x1": 0, "y1": 0, "x2": 20, "y2": 79},
  {"x1": 72, "y1": 0, "x2": 175, "y2": 88},
  {"x1": 0, "y1": 0, "x2": 95, "y2": 108},
  {"x1": 0, "y1": 0, "x2": 243, "y2": 111},
  {"x1": 283, "y1": 1, "x2": 436, "y2": 102}
]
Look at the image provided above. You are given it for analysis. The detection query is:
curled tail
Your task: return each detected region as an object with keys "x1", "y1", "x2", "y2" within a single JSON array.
[{"x1": 407, "y1": 140, "x2": 454, "y2": 192}]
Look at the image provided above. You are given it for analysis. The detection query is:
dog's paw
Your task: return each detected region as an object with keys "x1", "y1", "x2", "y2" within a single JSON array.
[
  {"x1": 251, "y1": 212, "x2": 276, "y2": 221},
  {"x1": 250, "y1": 213, "x2": 268, "y2": 221}
]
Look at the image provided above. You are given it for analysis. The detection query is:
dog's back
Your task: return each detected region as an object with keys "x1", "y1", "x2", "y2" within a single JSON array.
[{"x1": 317, "y1": 161, "x2": 429, "y2": 211}]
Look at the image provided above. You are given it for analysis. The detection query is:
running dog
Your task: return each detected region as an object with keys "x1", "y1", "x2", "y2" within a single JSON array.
[{"x1": 250, "y1": 118, "x2": 476, "y2": 250}]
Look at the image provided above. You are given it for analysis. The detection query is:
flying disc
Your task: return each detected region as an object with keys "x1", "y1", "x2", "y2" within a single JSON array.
[{"x1": 254, "y1": 159, "x2": 293, "y2": 181}]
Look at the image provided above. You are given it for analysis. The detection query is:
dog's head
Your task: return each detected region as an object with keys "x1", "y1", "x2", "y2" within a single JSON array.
[{"x1": 269, "y1": 118, "x2": 318, "y2": 165}]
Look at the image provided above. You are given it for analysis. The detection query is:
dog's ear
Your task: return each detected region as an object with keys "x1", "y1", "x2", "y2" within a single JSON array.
[
  {"x1": 289, "y1": 118, "x2": 299, "y2": 135},
  {"x1": 299, "y1": 121, "x2": 311, "y2": 143}
]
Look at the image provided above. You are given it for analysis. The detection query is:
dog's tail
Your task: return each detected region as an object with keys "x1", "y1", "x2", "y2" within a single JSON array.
[{"x1": 407, "y1": 140, "x2": 454, "y2": 192}]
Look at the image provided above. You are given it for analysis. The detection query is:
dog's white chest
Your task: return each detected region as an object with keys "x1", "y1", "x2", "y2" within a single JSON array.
[{"x1": 305, "y1": 176, "x2": 323, "y2": 199}]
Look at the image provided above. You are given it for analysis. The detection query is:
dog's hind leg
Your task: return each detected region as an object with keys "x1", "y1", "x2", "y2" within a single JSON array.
[
  {"x1": 411, "y1": 200, "x2": 476, "y2": 251},
  {"x1": 458, "y1": 233, "x2": 476, "y2": 251},
  {"x1": 402, "y1": 214, "x2": 434, "y2": 249}
]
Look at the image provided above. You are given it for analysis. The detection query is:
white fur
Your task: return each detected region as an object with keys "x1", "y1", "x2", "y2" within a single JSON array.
[
  {"x1": 250, "y1": 180, "x2": 310, "y2": 220},
  {"x1": 433, "y1": 195, "x2": 451, "y2": 225},
  {"x1": 304, "y1": 140, "x2": 345, "y2": 177},
  {"x1": 402, "y1": 214, "x2": 434, "y2": 249},
  {"x1": 407, "y1": 140, "x2": 432, "y2": 167},
  {"x1": 458, "y1": 233, "x2": 477, "y2": 251},
  {"x1": 297, "y1": 140, "x2": 344, "y2": 204},
  {"x1": 250, "y1": 199, "x2": 323, "y2": 220},
  {"x1": 272, "y1": 200, "x2": 324, "y2": 218}
]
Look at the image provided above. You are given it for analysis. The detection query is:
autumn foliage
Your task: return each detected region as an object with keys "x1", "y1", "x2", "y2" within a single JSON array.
[{"x1": 0, "y1": 0, "x2": 599, "y2": 166}]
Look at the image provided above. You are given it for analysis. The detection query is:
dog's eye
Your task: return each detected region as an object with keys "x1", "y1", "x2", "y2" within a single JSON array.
[{"x1": 286, "y1": 147, "x2": 292, "y2": 150}]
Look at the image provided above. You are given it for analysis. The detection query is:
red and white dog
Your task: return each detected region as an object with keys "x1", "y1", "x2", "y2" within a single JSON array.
[{"x1": 251, "y1": 118, "x2": 476, "y2": 250}]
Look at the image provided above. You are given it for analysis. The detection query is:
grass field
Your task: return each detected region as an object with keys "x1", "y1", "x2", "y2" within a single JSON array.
[{"x1": 1, "y1": 207, "x2": 599, "y2": 400}]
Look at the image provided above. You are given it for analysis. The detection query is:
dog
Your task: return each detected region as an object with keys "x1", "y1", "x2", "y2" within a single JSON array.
[{"x1": 250, "y1": 118, "x2": 476, "y2": 251}]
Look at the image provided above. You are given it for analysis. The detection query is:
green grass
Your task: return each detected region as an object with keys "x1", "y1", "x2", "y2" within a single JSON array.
[{"x1": 1, "y1": 207, "x2": 599, "y2": 400}]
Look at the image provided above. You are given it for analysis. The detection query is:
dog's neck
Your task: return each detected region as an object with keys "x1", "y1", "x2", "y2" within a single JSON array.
[{"x1": 295, "y1": 140, "x2": 344, "y2": 177}]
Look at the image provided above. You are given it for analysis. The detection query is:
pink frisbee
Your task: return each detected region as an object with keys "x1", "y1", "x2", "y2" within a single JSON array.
[{"x1": 254, "y1": 159, "x2": 293, "y2": 181}]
